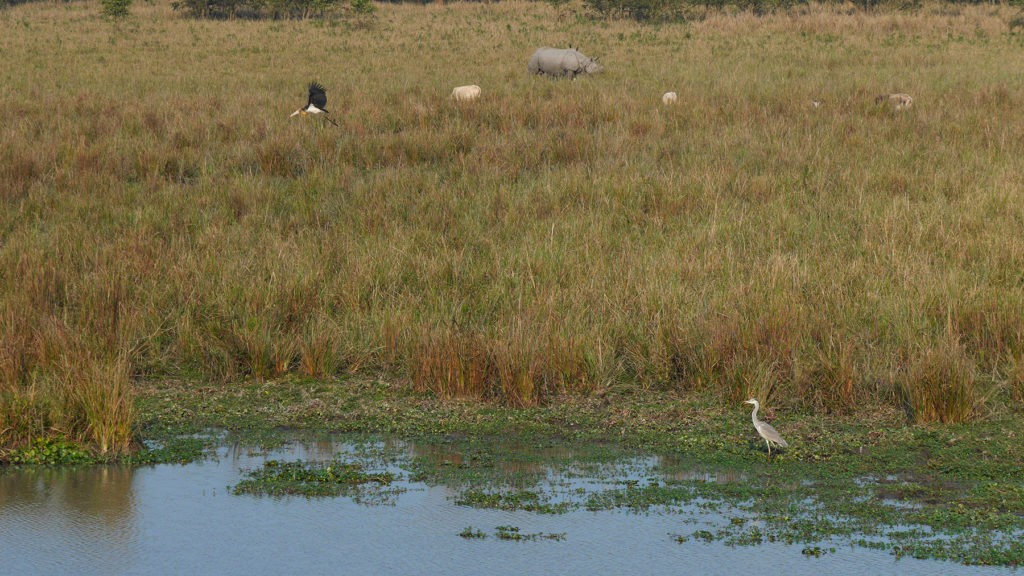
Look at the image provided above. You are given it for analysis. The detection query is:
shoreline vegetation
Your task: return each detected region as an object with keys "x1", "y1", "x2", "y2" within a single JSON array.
[
  {"x1": 3, "y1": 0, "x2": 1024, "y2": 461},
  {"x1": 8, "y1": 378, "x2": 1024, "y2": 565}
]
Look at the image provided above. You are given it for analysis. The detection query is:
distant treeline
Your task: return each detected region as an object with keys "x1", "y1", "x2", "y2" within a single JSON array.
[
  {"x1": 165, "y1": 0, "x2": 1008, "y2": 21},
  {"x1": 0, "y1": 0, "x2": 1011, "y2": 20},
  {"x1": 583, "y1": 0, "x2": 1015, "y2": 21},
  {"x1": 170, "y1": 0, "x2": 1024, "y2": 23}
]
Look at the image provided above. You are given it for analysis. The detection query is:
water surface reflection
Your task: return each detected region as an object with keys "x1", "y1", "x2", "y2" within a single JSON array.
[{"x1": 0, "y1": 438, "x2": 1016, "y2": 576}]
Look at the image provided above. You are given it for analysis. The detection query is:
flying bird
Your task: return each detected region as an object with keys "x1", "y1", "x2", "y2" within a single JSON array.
[
  {"x1": 291, "y1": 82, "x2": 338, "y2": 126},
  {"x1": 743, "y1": 399, "x2": 788, "y2": 456}
]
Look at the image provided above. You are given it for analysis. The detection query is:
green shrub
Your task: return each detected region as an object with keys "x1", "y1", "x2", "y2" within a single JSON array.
[
  {"x1": 171, "y1": 0, "x2": 253, "y2": 18},
  {"x1": 101, "y1": 0, "x2": 132, "y2": 19},
  {"x1": 350, "y1": 0, "x2": 374, "y2": 16},
  {"x1": 585, "y1": 0, "x2": 670, "y2": 22}
]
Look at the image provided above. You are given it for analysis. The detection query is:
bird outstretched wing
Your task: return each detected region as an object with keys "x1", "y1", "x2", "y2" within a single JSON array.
[{"x1": 308, "y1": 82, "x2": 328, "y2": 109}]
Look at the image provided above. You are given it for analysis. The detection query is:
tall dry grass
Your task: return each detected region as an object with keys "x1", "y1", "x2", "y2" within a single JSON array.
[{"x1": 3, "y1": 0, "x2": 1024, "y2": 452}]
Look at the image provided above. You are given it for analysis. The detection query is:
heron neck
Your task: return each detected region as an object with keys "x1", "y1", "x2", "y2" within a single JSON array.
[{"x1": 750, "y1": 404, "x2": 759, "y2": 424}]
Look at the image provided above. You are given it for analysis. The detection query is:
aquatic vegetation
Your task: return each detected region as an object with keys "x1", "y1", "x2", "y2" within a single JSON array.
[
  {"x1": 584, "y1": 483, "x2": 698, "y2": 512},
  {"x1": 126, "y1": 437, "x2": 207, "y2": 466},
  {"x1": 387, "y1": 433, "x2": 1024, "y2": 565},
  {"x1": 231, "y1": 459, "x2": 396, "y2": 499},
  {"x1": 456, "y1": 489, "x2": 570, "y2": 514},
  {"x1": 494, "y1": 526, "x2": 566, "y2": 542},
  {"x1": 129, "y1": 375, "x2": 1024, "y2": 567},
  {"x1": 7, "y1": 437, "x2": 95, "y2": 466},
  {"x1": 458, "y1": 526, "x2": 487, "y2": 539},
  {"x1": 3, "y1": 433, "x2": 210, "y2": 468},
  {"x1": 692, "y1": 530, "x2": 716, "y2": 542}
]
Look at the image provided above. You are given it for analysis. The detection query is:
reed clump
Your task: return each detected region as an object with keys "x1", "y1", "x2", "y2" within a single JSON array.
[
  {"x1": 3, "y1": 0, "x2": 1024, "y2": 454},
  {"x1": 898, "y1": 337, "x2": 981, "y2": 425}
]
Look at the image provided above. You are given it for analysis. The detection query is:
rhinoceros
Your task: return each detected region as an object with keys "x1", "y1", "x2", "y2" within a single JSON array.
[{"x1": 527, "y1": 47, "x2": 604, "y2": 79}]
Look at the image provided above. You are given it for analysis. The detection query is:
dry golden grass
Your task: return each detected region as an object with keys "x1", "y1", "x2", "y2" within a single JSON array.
[{"x1": 2, "y1": 0, "x2": 1024, "y2": 452}]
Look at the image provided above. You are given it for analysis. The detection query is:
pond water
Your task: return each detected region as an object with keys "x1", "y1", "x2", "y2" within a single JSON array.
[{"x1": 0, "y1": 438, "x2": 1017, "y2": 575}]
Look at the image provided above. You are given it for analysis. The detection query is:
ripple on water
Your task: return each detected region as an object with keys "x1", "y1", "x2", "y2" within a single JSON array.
[{"x1": 0, "y1": 438, "x2": 1019, "y2": 576}]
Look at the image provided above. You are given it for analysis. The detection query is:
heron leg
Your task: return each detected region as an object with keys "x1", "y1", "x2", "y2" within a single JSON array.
[{"x1": 765, "y1": 439, "x2": 771, "y2": 456}]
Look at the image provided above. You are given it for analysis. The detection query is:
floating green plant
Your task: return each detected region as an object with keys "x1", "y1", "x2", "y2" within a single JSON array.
[
  {"x1": 8, "y1": 437, "x2": 95, "y2": 466},
  {"x1": 231, "y1": 459, "x2": 395, "y2": 499},
  {"x1": 458, "y1": 526, "x2": 487, "y2": 539},
  {"x1": 494, "y1": 526, "x2": 566, "y2": 542},
  {"x1": 456, "y1": 489, "x2": 570, "y2": 514},
  {"x1": 127, "y1": 437, "x2": 206, "y2": 466}
]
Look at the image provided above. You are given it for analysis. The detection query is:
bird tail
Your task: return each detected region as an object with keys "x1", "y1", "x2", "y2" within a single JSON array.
[{"x1": 324, "y1": 114, "x2": 339, "y2": 127}]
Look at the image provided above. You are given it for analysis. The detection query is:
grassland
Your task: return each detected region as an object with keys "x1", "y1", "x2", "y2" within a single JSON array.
[{"x1": 2, "y1": 0, "x2": 1024, "y2": 456}]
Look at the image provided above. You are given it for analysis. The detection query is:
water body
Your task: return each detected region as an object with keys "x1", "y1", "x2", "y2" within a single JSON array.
[{"x1": 0, "y1": 439, "x2": 1016, "y2": 576}]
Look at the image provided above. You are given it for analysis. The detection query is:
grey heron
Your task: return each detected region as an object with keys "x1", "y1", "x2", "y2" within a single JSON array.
[
  {"x1": 291, "y1": 82, "x2": 339, "y2": 127},
  {"x1": 744, "y1": 399, "x2": 788, "y2": 455}
]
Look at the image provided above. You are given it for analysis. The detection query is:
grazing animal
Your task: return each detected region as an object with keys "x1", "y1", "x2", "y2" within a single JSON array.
[
  {"x1": 451, "y1": 85, "x2": 482, "y2": 102},
  {"x1": 876, "y1": 93, "x2": 913, "y2": 111},
  {"x1": 662, "y1": 92, "x2": 678, "y2": 105},
  {"x1": 743, "y1": 399, "x2": 788, "y2": 456},
  {"x1": 291, "y1": 82, "x2": 338, "y2": 126},
  {"x1": 527, "y1": 47, "x2": 604, "y2": 79}
]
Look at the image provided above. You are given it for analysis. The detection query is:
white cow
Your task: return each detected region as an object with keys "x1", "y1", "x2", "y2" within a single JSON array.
[
  {"x1": 876, "y1": 93, "x2": 913, "y2": 111},
  {"x1": 451, "y1": 85, "x2": 482, "y2": 102},
  {"x1": 662, "y1": 91, "x2": 678, "y2": 105}
]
